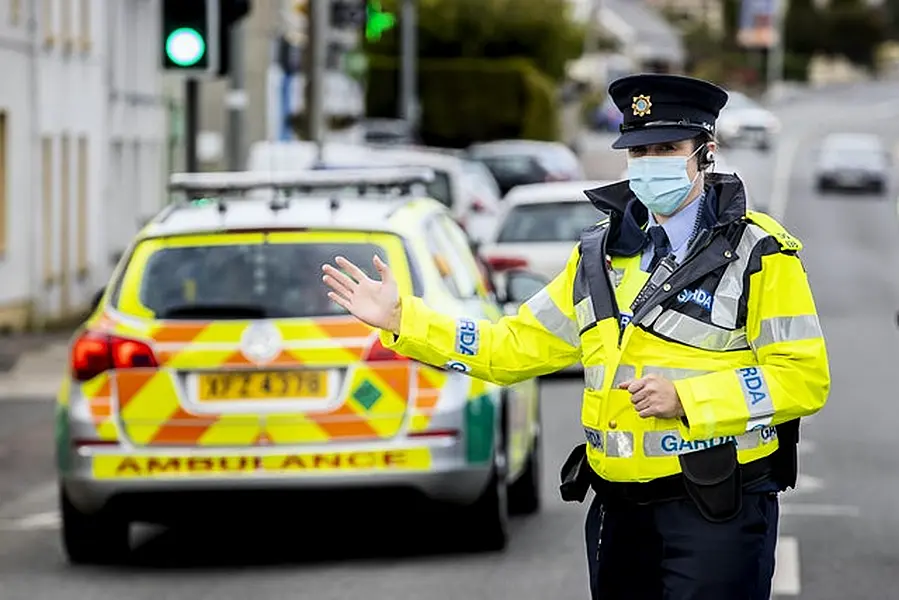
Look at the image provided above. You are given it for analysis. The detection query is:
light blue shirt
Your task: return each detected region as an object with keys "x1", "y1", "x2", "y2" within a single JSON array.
[{"x1": 639, "y1": 195, "x2": 704, "y2": 271}]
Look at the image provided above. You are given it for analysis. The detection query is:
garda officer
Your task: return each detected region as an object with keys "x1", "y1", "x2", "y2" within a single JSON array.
[{"x1": 321, "y1": 73, "x2": 830, "y2": 599}]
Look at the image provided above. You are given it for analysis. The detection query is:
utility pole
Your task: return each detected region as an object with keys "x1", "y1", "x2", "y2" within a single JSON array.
[
  {"x1": 185, "y1": 78, "x2": 199, "y2": 172},
  {"x1": 398, "y1": 0, "x2": 418, "y2": 131},
  {"x1": 226, "y1": 19, "x2": 247, "y2": 170},
  {"x1": 766, "y1": 0, "x2": 785, "y2": 98},
  {"x1": 305, "y1": 0, "x2": 328, "y2": 162}
]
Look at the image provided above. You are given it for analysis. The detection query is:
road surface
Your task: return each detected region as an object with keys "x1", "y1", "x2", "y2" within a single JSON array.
[{"x1": 1, "y1": 81, "x2": 898, "y2": 599}]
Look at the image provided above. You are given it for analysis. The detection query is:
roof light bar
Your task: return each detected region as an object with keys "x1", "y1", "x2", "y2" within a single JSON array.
[{"x1": 167, "y1": 167, "x2": 436, "y2": 193}]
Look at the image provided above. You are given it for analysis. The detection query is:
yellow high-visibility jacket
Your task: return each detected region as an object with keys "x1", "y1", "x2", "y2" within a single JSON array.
[{"x1": 381, "y1": 173, "x2": 830, "y2": 483}]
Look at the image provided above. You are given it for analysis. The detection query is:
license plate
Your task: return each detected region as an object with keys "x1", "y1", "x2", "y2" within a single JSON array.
[{"x1": 197, "y1": 371, "x2": 328, "y2": 401}]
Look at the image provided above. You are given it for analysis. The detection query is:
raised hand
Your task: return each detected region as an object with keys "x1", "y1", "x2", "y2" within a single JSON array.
[{"x1": 321, "y1": 255, "x2": 402, "y2": 333}]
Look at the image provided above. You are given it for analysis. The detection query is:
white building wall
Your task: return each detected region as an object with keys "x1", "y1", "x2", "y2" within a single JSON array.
[{"x1": 0, "y1": 0, "x2": 165, "y2": 329}]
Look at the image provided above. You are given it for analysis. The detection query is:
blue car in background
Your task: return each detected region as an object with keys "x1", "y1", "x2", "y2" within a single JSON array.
[{"x1": 591, "y1": 95, "x2": 623, "y2": 133}]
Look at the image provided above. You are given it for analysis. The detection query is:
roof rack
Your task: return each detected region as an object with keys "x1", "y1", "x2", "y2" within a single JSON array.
[{"x1": 167, "y1": 167, "x2": 436, "y2": 195}]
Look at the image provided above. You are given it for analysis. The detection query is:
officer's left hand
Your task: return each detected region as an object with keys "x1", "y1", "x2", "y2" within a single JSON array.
[{"x1": 618, "y1": 374, "x2": 685, "y2": 419}]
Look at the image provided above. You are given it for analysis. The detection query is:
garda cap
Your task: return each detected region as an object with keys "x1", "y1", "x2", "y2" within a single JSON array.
[{"x1": 608, "y1": 73, "x2": 729, "y2": 150}]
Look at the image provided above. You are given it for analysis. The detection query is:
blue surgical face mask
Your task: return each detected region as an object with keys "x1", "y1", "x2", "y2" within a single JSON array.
[{"x1": 627, "y1": 146, "x2": 703, "y2": 217}]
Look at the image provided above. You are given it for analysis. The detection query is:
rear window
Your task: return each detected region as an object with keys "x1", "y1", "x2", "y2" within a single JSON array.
[
  {"x1": 126, "y1": 240, "x2": 404, "y2": 320},
  {"x1": 426, "y1": 170, "x2": 453, "y2": 208},
  {"x1": 498, "y1": 202, "x2": 602, "y2": 243}
]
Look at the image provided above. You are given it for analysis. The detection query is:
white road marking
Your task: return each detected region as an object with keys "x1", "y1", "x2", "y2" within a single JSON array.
[
  {"x1": 767, "y1": 133, "x2": 804, "y2": 221},
  {"x1": 0, "y1": 482, "x2": 57, "y2": 519},
  {"x1": 0, "y1": 511, "x2": 60, "y2": 531},
  {"x1": 772, "y1": 536, "x2": 801, "y2": 596},
  {"x1": 782, "y1": 474, "x2": 824, "y2": 496},
  {"x1": 780, "y1": 503, "x2": 861, "y2": 518}
]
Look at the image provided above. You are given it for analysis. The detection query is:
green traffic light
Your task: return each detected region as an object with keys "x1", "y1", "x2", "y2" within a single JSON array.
[
  {"x1": 165, "y1": 27, "x2": 206, "y2": 67},
  {"x1": 366, "y1": 1, "x2": 396, "y2": 42}
]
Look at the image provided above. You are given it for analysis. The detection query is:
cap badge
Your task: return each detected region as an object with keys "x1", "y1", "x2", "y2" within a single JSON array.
[{"x1": 632, "y1": 95, "x2": 652, "y2": 117}]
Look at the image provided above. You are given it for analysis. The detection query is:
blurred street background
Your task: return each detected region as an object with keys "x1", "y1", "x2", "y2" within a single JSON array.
[{"x1": 1, "y1": 0, "x2": 899, "y2": 598}]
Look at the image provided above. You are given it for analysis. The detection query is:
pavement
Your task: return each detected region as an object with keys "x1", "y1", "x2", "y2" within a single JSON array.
[{"x1": 1, "y1": 81, "x2": 899, "y2": 598}]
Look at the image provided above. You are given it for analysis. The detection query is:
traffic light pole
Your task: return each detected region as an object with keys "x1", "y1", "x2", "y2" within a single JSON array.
[
  {"x1": 226, "y1": 19, "x2": 246, "y2": 170},
  {"x1": 185, "y1": 78, "x2": 199, "y2": 172},
  {"x1": 398, "y1": 0, "x2": 418, "y2": 132},
  {"x1": 305, "y1": 0, "x2": 328, "y2": 162}
]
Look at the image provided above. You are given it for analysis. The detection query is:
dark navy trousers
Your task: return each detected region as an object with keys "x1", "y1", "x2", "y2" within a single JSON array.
[{"x1": 584, "y1": 489, "x2": 779, "y2": 600}]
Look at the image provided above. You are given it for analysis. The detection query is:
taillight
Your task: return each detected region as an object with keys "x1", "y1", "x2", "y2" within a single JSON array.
[
  {"x1": 484, "y1": 255, "x2": 529, "y2": 271},
  {"x1": 471, "y1": 197, "x2": 489, "y2": 214},
  {"x1": 71, "y1": 331, "x2": 159, "y2": 381},
  {"x1": 363, "y1": 337, "x2": 408, "y2": 362}
]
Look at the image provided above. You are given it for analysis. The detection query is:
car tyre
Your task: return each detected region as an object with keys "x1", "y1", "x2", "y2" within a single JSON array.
[
  {"x1": 509, "y1": 402, "x2": 542, "y2": 516},
  {"x1": 60, "y1": 485, "x2": 130, "y2": 565},
  {"x1": 872, "y1": 180, "x2": 886, "y2": 195},
  {"x1": 756, "y1": 137, "x2": 771, "y2": 152},
  {"x1": 463, "y1": 464, "x2": 509, "y2": 552},
  {"x1": 816, "y1": 179, "x2": 829, "y2": 194}
]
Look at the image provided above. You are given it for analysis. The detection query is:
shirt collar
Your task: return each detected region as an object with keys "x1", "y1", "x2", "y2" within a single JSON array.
[{"x1": 647, "y1": 193, "x2": 703, "y2": 253}]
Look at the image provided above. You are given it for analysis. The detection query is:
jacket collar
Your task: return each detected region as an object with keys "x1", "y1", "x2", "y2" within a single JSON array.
[{"x1": 584, "y1": 172, "x2": 747, "y2": 257}]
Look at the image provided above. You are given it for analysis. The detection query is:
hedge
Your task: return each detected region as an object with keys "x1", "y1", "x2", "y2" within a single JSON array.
[{"x1": 365, "y1": 55, "x2": 559, "y2": 148}]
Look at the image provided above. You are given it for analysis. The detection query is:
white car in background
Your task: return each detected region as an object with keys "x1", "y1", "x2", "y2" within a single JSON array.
[
  {"x1": 478, "y1": 180, "x2": 612, "y2": 283},
  {"x1": 716, "y1": 90, "x2": 780, "y2": 152},
  {"x1": 246, "y1": 141, "x2": 501, "y2": 243}
]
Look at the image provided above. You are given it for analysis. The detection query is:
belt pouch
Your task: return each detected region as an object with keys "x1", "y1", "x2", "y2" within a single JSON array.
[
  {"x1": 560, "y1": 443, "x2": 591, "y2": 503},
  {"x1": 678, "y1": 442, "x2": 742, "y2": 523}
]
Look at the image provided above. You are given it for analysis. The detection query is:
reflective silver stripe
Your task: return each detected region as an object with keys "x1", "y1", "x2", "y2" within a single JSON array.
[
  {"x1": 642, "y1": 366, "x2": 713, "y2": 380},
  {"x1": 612, "y1": 364, "x2": 636, "y2": 387},
  {"x1": 652, "y1": 309, "x2": 750, "y2": 351},
  {"x1": 606, "y1": 432, "x2": 634, "y2": 458},
  {"x1": 643, "y1": 426, "x2": 777, "y2": 457},
  {"x1": 737, "y1": 366, "x2": 775, "y2": 428},
  {"x1": 525, "y1": 288, "x2": 580, "y2": 347},
  {"x1": 637, "y1": 304, "x2": 664, "y2": 327},
  {"x1": 583, "y1": 429, "x2": 635, "y2": 457},
  {"x1": 752, "y1": 315, "x2": 823, "y2": 350},
  {"x1": 575, "y1": 295, "x2": 596, "y2": 331},
  {"x1": 584, "y1": 365, "x2": 605, "y2": 389},
  {"x1": 711, "y1": 223, "x2": 769, "y2": 329}
]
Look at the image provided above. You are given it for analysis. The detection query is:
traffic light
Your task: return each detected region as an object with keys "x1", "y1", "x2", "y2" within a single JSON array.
[
  {"x1": 161, "y1": 0, "x2": 219, "y2": 74},
  {"x1": 217, "y1": 0, "x2": 252, "y2": 76},
  {"x1": 365, "y1": 0, "x2": 395, "y2": 42}
]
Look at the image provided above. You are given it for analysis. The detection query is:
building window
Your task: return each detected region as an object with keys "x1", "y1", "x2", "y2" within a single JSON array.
[
  {"x1": 76, "y1": 136, "x2": 88, "y2": 279},
  {"x1": 42, "y1": 0, "x2": 55, "y2": 46},
  {"x1": 79, "y1": 0, "x2": 91, "y2": 51},
  {"x1": 42, "y1": 138, "x2": 55, "y2": 287},
  {"x1": 60, "y1": 135, "x2": 71, "y2": 313},
  {"x1": 0, "y1": 112, "x2": 6, "y2": 256}
]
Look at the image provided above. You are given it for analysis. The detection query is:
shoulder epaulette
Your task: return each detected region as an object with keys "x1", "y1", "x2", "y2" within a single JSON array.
[{"x1": 744, "y1": 210, "x2": 803, "y2": 252}]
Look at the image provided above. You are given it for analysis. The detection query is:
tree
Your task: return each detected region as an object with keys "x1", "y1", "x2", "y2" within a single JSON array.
[
  {"x1": 820, "y1": 0, "x2": 888, "y2": 70},
  {"x1": 363, "y1": 0, "x2": 584, "y2": 82}
]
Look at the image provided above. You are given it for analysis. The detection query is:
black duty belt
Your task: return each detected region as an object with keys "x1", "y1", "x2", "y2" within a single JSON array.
[{"x1": 590, "y1": 456, "x2": 774, "y2": 506}]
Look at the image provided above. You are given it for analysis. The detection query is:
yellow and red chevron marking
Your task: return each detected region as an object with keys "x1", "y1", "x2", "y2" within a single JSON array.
[
  {"x1": 408, "y1": 365, "x2": 448, "y2": 433},
  {"x1": 266, "y1": 363, "x2": 410, "y2": 443},
  {"x1": 80, "y1": 373, "x2": 118, "y2": 441},
  {"x1": 144, "y1": 318, "x2": 373, "y2": 369},
  {"x1": 114, "y1": 362, "x2": 412, "y2": 447}
]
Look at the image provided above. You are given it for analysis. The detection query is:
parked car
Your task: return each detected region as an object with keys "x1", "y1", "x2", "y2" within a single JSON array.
[
  {"x1": 478, "y1": 180, "x2": 612, "y2": 283},
  {"x1": 467, "y1": 140, "x2": 586, "y2": 196},
  {"x1": 58, "y1": 168, "x2": 546, "y2": 564},
  {"x1": 715, "y1": 90, "x2": 780, "y2": 152},
  {"x1": 815, "y1": 133, "x2": 890, "y2": 194},
  {"x1": 246, "y1": 141, "x2": 500, "y2": 243}
]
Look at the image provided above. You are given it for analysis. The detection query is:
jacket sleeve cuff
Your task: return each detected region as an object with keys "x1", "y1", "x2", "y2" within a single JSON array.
[
  {"x1": 674, "y1": 377, "x2": 720, "y2": 440},
  {"x1": 378, "y1": 295, "x2": 429, "y2": 352}
]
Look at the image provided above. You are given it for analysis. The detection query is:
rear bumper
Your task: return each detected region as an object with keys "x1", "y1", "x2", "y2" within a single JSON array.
[{"x1": 62, "y1": 437, "x2": 494, "y2": 518}]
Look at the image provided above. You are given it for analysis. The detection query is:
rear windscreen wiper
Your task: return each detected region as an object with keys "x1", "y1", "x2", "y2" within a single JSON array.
[{"x1": 159, "y1": 304, "x2": 269, "y2": 320}]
